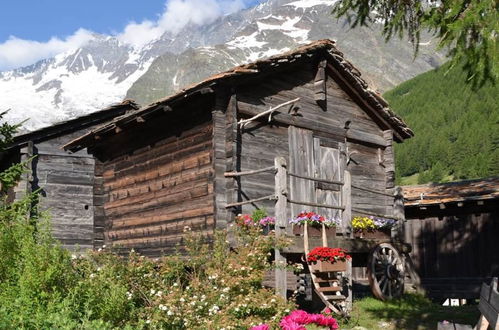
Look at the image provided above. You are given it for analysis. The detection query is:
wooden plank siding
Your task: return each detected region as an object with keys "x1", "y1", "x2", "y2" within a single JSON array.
[
  {"x1": 403, "y1": 210, "x2": 499, "y2": 299},
  {"x1": 101, "y1": 120, "x2": 214, "y2": 256},
  {"x1": 27, "y1": 131, "x2": 96, "y2": 250},
  {"x1": 235, "y1": 64, "x2": 392, "y2": 219}
]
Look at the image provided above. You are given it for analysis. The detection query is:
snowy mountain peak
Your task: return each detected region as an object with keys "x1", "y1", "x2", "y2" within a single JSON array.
[{"x1": 0, "y1": 0, "x2": 444, "y2": 131}]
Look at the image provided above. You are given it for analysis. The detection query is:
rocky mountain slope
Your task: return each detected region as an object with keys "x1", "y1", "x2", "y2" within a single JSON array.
[
  {"x1": 127, "y1": 0, "x2": 445, "y2": 105},
  {"x1": 0, "y1": 0, "x2": 445, "y2": 131}
]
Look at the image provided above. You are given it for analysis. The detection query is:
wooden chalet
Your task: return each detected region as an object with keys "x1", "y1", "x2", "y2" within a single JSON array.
[
  {"x1": 1, "y1": 100, "x2": 139, "y2": 249},
  {"x1": 63, "y1": 40, "x2": 415, "y2": 302},
  {"x1": 403, "y1": 177, "x2": 499, "y2": 300}
]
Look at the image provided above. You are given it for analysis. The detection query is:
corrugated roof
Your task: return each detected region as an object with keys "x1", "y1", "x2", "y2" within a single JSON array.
[
  {"x1": 64, "y1": 39, "x2": 414, "y2": 152},
  {"x1": 403, "y1": 177, "x2": 499, "y2": 206}
]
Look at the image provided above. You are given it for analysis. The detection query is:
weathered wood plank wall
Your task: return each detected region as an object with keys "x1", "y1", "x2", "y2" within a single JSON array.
[
  {"x1": 101, "y1": 120, "x2": 214, "y2": 256},
  {"x1": 403, "y1": 210, "x2": 499, "y2": 299},
  {"x1": 19, "y1": 131, "x2": 96, "y2": 250},
  {"x1": 235, "y1": 63, "x2": 393, "y2": 219}
]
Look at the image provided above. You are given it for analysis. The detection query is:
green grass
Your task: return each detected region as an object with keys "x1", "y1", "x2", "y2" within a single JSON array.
[
  {"x1": 399, "y1": 173, "x2": 456, "y2": 186},
  {"x1": 337, "y1": 294, "x2": 480, "y2": 330},
  {"x1": 399, "y1": 173, "x2": 420, "y2": 186}
]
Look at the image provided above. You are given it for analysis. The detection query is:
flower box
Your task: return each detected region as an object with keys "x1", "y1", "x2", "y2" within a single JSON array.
[
  {"x1": 309, "y1": 260, "x2": 347, "y2": 273},
  {"x1": 293, "y1": 225, "x2": 336, "y2": 237},
  {"x1": 353, "y1": 229, "x2": 391, "y2": 239},
  {"x1": 307, "y1": 247, "x2": 351, "y2": 273}
]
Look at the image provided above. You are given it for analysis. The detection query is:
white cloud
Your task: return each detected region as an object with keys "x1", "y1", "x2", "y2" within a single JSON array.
[
  {"x1": 0, "y1": 0, "x2": 250, "y2": 71},
  {"x1": 0, "y1": 29, "x2": 94, "y2": 71},
  {"x1": 117, "y1": 0, "x2": 247, "y2": 47}
]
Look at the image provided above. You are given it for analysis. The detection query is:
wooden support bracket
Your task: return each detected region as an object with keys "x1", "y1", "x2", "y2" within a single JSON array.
[{"x1": 238, "y1": 98, "x2": 300, "y2": 128}]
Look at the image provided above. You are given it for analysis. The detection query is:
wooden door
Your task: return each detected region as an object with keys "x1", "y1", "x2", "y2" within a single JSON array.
[
  {"x1": 288, "y1": 126, "x2": 315, "y2": 218},
  {"x1": 313, "y1": 138, "x2": 343, "y2": 221},
  {"x1": 288, "y1": 126, "x2": 346, "y2": 230}
]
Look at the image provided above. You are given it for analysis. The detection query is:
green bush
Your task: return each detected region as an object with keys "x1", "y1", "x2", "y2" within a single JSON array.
[{"x1": 0, "y1": 206, "x2": 293, "y2": 329}]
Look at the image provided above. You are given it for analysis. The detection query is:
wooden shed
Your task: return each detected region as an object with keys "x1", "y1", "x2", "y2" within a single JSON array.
[
  {"x1": 1, "y1": 100, "x2": 138, "y2": 249},
  {"x1": 403, "y1": 177, "x2": 499, "y2": 300},
  {"x1": 65, "y1": 40, "x2": 413, "y2": 259}
]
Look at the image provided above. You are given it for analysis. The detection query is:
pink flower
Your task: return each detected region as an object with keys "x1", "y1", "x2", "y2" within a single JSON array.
[
  {"x1": 279, "y1": 310, "x2": 339, "y2": 330},
  {"x1": 279, "y1": 317, "x2": 306, "y2": 330},
  {"x1": 289, "y1": 310, "x2": 312, "y2": 324},
  {"x1": 250, "y1": 324, "x2": 270, "y2": 330}
]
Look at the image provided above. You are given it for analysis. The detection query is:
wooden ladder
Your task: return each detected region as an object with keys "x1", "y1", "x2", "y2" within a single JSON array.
[{"x1": 303, "y1": 222, "x2": 349, "y2": 316}]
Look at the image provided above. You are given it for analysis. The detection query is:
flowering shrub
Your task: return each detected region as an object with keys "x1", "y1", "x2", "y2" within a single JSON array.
[
  {"x1": 289, "y1": 211, "x2": 340, "y2": 228},
  {"x1": 259, "y1": 216, "x2": 275, "y2": 227},
  {"x1": 306, "y1": 247, "x2": 351, "y2": 263},
  {"x1": 236, "y1": 213, "x2": 255, "y2": 227},
  {"x1": 0, "y1": 209, "x2": 294, "y2": 328},
  {"x1": 352, "y1": 216, "x2": 396, "y2": 232},
  {"x1": 251, "y1": 309, "x2": 339, "y2": 330},
  {"x1": 236, "y1": 209, "x2": 275, "y2": 228}
]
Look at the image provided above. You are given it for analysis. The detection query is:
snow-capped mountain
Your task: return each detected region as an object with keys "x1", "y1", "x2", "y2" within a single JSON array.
[
  {"x1": 0, "y1": 0, "x2": 445, "y2": 131},
  {"x1": 0, "y1": 35, "x2": 155, "y2": 131}
]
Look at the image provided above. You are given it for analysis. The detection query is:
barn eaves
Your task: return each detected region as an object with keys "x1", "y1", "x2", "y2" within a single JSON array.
[{"x1": 63, "y1": 39, "x2": 414, "y2": 153}]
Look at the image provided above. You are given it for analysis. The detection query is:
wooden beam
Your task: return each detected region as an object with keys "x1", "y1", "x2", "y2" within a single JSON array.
[
  {"x1": 288, "y1": 171, "x2": 343, "y2": 186},
  {"x1": 238, "y1": 106, "x2": 388, "y2": 147},
  {"x1": 351, "y1": 184, "x2": 393, "y2": 197},
  {"x1": 342, "y1": 170, "x2": 352, "y2": 238},
  {"x1": 288, "y1": 199, "x2": 345, "y2": 210},
  {"x1": 383, "y1": 130, "x2": 395, "y2": 189},
  {"x1": 225, "y1": 195, "x2": 277, "y2": 208},
  {"x1": 283, "y1": 235, "x2": 412, "y2": 254},
  {"x1": 212, "y1": 92, "x2": 231, "y2": 229},
  {"x1": 224, "y1": 166, "x2": 275, "y2": 177},
  {"x1": 314, "y1": 60, "x2": 327, "y2": 108},
  {"x1": 275, "y1": 157, "x2": 288, "y2": 298},
  {"x1": 238, "y1": 98, "x2": 300, "y2": 128}
]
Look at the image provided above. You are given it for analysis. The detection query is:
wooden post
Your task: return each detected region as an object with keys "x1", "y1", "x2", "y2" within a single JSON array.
[
  {"x1": 212, "y1": 92, "x2": 230, "y2": 229},
  {"x1": 275, "y1": 157, "x2": 288, "y2": 299},
  {"x1": 345, "y1": 258, "x2": 353, "y2": 312},
  {"x1": 341, "y1": 170, "x2": 352, "y2": 238},
  {"x1": 382, "y1": 130, "x2": 395, "y2": 189},
  {"x1": 393, "y1": 186, "x2": 405, "y2": 239},
  {"x1": 225, "y1": 94, "x2": 238, "y2": 225},
  {"x1": 394, "y1": 186, "x2": 423, "y2": 293},
  {"x1": 14, "y1": 141, "x2": 34, "y2": 202}
]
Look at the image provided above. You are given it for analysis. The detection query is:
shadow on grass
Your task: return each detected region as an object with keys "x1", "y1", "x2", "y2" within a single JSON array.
[{"x1": 339, "y1": 293, "x2": 480, "y2": 330}]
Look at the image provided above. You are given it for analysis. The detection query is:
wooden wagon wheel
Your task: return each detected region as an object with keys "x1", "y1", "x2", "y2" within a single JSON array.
[{"x1": 367, "y1": 243, "x2": 405, "y2": 300}]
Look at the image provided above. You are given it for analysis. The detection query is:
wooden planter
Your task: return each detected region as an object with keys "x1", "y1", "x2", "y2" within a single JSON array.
[
  {"x1": 293, "y1": 225, "x2": 336, "y2": 237},
  {"x1": 309, "y1": 260, "x2": 347, "y2": 273},
  {"x1": 353, "y1": 229, "x2": 391, "y2": 239}
]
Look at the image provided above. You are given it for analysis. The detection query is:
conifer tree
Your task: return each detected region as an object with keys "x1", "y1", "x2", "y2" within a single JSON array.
[{"x1": 332, "y1": 0, "x2": 498, "y2": 87}]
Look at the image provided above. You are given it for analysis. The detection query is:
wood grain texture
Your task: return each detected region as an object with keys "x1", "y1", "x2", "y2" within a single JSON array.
[
  {"x1": 288, "y1": 126, "x2": 315, "y2": 217},
  {"x1": 402, "y1": 210, "x2": 499, "y2": 299},
  {"x1": 101, "y1": 120, "x2": 214, "y2": 256}
]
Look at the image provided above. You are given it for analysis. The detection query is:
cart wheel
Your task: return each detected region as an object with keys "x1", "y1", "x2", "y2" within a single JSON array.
[{"x1": 367, "y1": 243, "x2": 404, "y2": 300}]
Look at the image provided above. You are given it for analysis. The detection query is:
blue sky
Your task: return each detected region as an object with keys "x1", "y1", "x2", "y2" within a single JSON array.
[
  {"x1": 0, "y1": 0, "x2": 262, "y2": 71},
  {"x1": 0, "y1": 1, "x2": 167, "y2": 42}
]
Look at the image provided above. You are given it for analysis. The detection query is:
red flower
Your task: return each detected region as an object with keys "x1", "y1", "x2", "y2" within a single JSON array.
[{"x1": 307, "y1": 247, "x2": 351, "y2": 264}]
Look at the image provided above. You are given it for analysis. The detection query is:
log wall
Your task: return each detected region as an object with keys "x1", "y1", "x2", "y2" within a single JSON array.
[{"x1": 101, "y1": 120, "x2": 214, "y2": 256}]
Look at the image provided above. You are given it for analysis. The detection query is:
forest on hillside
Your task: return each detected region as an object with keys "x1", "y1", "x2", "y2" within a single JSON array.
[{"x1": 384, "y1": 62, "x2": 499, "y2": 185}]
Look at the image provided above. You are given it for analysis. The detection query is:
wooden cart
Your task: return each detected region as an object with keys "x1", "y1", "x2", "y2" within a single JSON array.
[{"x1": 225, "y1": 156, "x2": 419, "y2": 315}]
